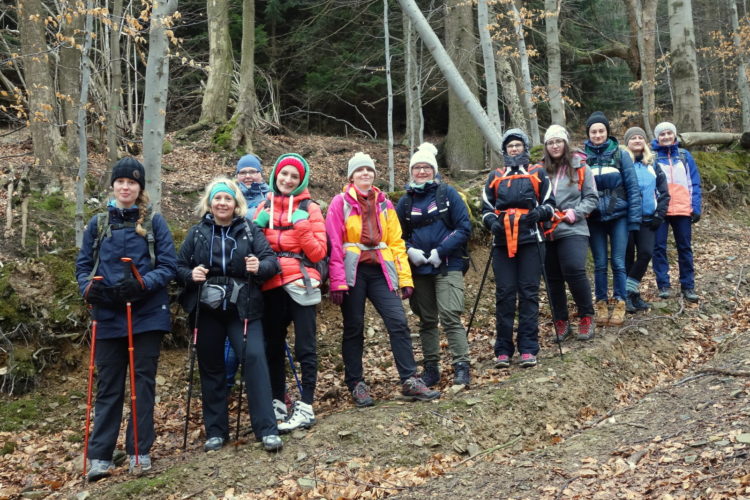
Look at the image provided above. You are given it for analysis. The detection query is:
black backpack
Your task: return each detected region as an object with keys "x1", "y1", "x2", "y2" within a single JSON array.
[
  {"x1": 399, "y1": 183, "x2": 471, "y2": 274},
  {"x1": 88, "y1": 212, "x2": 155, "y2": 280}
]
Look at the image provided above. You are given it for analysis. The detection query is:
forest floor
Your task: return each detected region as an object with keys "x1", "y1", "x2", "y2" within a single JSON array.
[{"x1": 1, "y1": 130, "x2": 750, "y2": 499}]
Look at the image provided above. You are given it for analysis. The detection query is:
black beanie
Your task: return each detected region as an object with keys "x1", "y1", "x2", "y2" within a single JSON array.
[
  {"x1": 110, "y1": 157, "x2": 146, "y2": 190},
  {"x1": 585, "y1": 111, "x2": 610, "y2": 136}
]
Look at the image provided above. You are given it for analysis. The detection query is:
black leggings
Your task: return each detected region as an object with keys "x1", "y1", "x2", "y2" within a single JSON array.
[
  {"x1": 626, "y1": 222, "x2": 656, "y2": 282},
  {"x1": 545, "y1": 235, "x2": 594, "y2": 320}
]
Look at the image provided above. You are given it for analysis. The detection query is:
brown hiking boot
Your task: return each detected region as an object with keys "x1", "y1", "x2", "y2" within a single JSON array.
[
  {"x1": 595, "y1": 300, "x2": 610, "y2": 327},
  {"x1": 609, "y1": 299, "x2": 626, "y2": 326}
]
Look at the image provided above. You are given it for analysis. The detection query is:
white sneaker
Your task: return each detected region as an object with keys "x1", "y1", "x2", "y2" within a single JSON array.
[
  {"x1": 277, "y1": 401, "x2": 316, "y2": 433},
  {"x1": 273, "y1": 399, "x2": 288, "y2": 421}
]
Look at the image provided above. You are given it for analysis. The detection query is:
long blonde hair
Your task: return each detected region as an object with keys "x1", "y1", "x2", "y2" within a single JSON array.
[
  {"x1": 134, "y1": 190, "x2": 151, "y2": 237},
  {"x1": 622, "y1": 143, "x2": 654, "y2": 166},
  {"x1": 194, "y1": 177, "x2": 248, "y2": 218}
]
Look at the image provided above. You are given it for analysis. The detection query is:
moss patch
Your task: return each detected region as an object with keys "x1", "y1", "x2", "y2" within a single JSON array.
[{"x1": 691, "y1": 151, "x2": 750, "y2": 205}]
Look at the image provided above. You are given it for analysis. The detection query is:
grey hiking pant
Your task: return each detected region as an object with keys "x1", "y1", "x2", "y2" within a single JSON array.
[{"x1": 409, "y1": 271, "x2": 469, "y2": 365}]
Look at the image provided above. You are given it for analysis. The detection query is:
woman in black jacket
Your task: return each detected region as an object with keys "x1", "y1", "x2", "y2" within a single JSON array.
[{"x1": 177, "y1": 177, "x2": 282, "y2": 452}]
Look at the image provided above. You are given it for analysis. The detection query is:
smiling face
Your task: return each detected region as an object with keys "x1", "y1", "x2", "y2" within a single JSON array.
[
  {"x1": 237, "y1": 167, "x2": 262, "y2": 187},
  {"x1": 627, "y1": 134, "x2": 646, "y2": 154},
  {"x1": 545, "y1": 139, "x2": 566, "y2": 160},
  {"x1": 113, "y1": 178, "x2": 141, "y2": 209},
  {"x1": 276, "y1": 165, "x2": 301, "y2": 195},
  {"x1": 658, "y1": 129, "x2": 676, "y2": 147},
  {"x1": 210, "y1": 192, "x2": 237, "y2": 225},
  {"x1": 411, "y1": 162, "x2": 435, "y2": 183},
  {"x1": 351, "y1": 166, "x2": 375, "y2": 191},
  {"x1": 588, "y1": 123, "x2": 608, "y2": 145}
]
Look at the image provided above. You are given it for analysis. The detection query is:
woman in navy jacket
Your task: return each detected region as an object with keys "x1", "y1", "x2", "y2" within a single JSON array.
[
  {"x1": 75, "y1": 157, "x2": 177, "y2": 481},
  {"x1": 176, "y1": 177, "x2": 283, "y2": 453},
  {"x1": 583, "y1": 112, "x2": 642, "y2": 327}
]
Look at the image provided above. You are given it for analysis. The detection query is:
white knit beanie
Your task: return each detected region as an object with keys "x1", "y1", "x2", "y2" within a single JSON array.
[
  {"x1": 409, "y1": 142, "x2": 438, "y2": 174},
  {"x1": 347, "y1": 152, "x2": 376, "y2": 180},
  {"x1": 544, "y1": 124, "x2": 569, "y2": 145},
  {"x1": 653, "y1": 122, "x2": 677, "y2": 139}
]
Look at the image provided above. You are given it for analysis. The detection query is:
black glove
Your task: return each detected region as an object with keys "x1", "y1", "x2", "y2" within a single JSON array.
[
  {"x1": 691, "y1": 213, "x2": 701, "y2": 224},
  {"x1": 116, "y1": 276, "x2": 146, "y2": 303},
  {"x1": 490, "y1": 218, "x2": 503, "y2": 235},
  {"x1": 85, "y1": 280, "x2": 119, "y2": 306},
  {"x1": 649, "y1": 216, "x2": 664, "y2": 230},
  {"x1": 525, "y1": 205, "x2": 552, "y2": 224}
]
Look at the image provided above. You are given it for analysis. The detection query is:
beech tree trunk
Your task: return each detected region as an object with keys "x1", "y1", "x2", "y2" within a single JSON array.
[
  {"x1": 58, "y1": 0, "x2": 84, "y2": 155},
  {"x1": 107, "y1": 0, "x2": 124, "y2": 163},
  {"x1": 142, "y1": 0, "x2": 178, "y2": 212},
  {"x1": 668, "y1": 0, "x2": 702, "y2": 131},
  {"x1": 200, "y1": 0, "x2": 233, "y2": 124},
  {"x1": 75, "y1": 0, "x2": 95, "y2": 248},
  {"x1": 544, "y1": 0, "x2": 565, "y2": 126},
  {"x1": 625, "y1": 0, "x2": 658, "y2": 138},
  {"x1": 478, "y1": 0, "x2": 502, "y2": 132},
  {"x1": 730, "y1": 0, "x2": 750, "y2": 131},
  {"x1": 510, "y1": 2, "x2": 540, "y2": 145},
  {"x1": 444, "y1": 0, "x2": 485, "y2": 174},
  {"x1": 679, "y1": 132, "x2": 746, "y2": 148},
  {"x1": 230, "y1": 0, "x2": 257, "y2": 150},
  {"x1": 403, "y1": 11, "x2": 423, "y2": 153},
  {"x1": 397, "y1": 0, "x2": 504, "y2": 155},
  {"x1": 384, "y1": 0, "x2": 395, "y2": 191}
]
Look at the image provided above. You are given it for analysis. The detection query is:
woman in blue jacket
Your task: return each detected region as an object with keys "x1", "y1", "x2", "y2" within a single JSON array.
[
  {"x1": 396, "y1": 143, "x2": 472, "y2": 386},
  {"x1": 583, "y1": 112, "x2": 642, "y2": 327},
  {"x1": 176, "y1": 177, "x2": 283, "y2": 453},
  {"x1": 623, "y1": 127, "x2": 670, "y2": 312},
  {"x1": 75, "y1": 157, "x2": 177, "y2": 481}
]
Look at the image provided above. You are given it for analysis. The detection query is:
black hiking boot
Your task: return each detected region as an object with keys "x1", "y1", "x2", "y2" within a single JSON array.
[
  {"x1": 625, "y1": 292, "x2": 638, "y2": 313},
  {"x1": 632, "y1": 293, "x2": 651, "y2": 310},
  {"x1": 682, "y1": 289, "x2": 699, "y2": 303},
  {"x1": 453, "y1": 362, "x2": 470, "y2": 386},
  {"x1": 420, "y1": 362, "x2": 440, "y2": 388}
]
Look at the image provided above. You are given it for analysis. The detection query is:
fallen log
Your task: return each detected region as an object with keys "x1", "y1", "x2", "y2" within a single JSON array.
[{"x1": 679, "y1": 132, "x2": 750, "y2": 149}]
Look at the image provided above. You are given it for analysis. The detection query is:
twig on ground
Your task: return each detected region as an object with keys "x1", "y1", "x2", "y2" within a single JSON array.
[
  {"x1": 695, "y1": 368, "x2": 750, "y2": 377},
  {"x1": 453, "y1": 435, "x2": 522, "y2": 467},
  {"x1": 673, "y1": 373, "x2": 710, "y2": 386}
]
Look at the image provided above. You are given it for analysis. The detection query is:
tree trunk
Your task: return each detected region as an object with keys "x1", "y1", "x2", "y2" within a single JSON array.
[
  {"x1": 478, "y1": 0, "x2": 502, "y2": 132},
  {"x1": 544, "y1": 0, "x2": 565, "y2": 126},
  {"x1": 397, "y1": 0, "x2": 503, "y2": 156},
  {"x1": 444, "y1": 0, "x2": 485, "y2": 174},
  {"x1": 730, "y1": 0, "x2": 750, "y2": 131},
  {"x1": 200, "y1": 0, "x2": 233, "y2": 124},
  {"x1": 142, "y1": 0, "x2": 178, "y2": 212},
  {"x1": 18, "y1": 0, "x2": 72, "y2": 188},
  {"x1": 510, "y1": 2, "x2": 540, "y2": 145},
  {"x1": 230, "y1": 0, "x2": 257, "y2": 150},
  {"x1": 107, "y1": 0, "x2": 124, "y2": 163},
  {"x1": 668, "y1": 0, "x2": 702, "y2": 131},
  {"x1": 384, "y1": 0, "x2": 395, "y2": 192},
  {"x1": 75, "y1": 0, "x2": 95, "y2": 248},
  {"x1": 403, "y1": 11, "x2": 423, "y2": 153},
  {"x1": 679, "y1": 131, "x2": 746, "y2": 147},
  {"x1": 58, "y1": 0, "x2": 84, "y2": 155},
  {"x1": 495, "y1": 44, "x2": 525, "y2": 130}
]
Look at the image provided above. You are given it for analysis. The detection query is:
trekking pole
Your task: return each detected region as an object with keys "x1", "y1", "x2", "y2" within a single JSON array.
[
  {"x1": 182, "y1": 281, "x2": 203, "y2": 450},
  {"x1": 235, "y1": 318, "x2": 249, "y2": 443},
  {"x1": 284, "y1": 341, "x2": 304, "y2": 398},
  {"x1": 82, "y1": 276, "x2": 103, "y2": 479},
  {"x1": 121, "y1": 258, "x2": 140, "y2": 463},
  {"x1": 466, "y1": 242, "x2": 494, "y2": 339},
  {"x1": 534, "y1": 227, "x2": 563, "y2": 359}
]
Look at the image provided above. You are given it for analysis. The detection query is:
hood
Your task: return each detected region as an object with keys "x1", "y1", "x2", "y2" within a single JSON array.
[{"x1": 269, "y1": 153, "x2": 310, "y2": 196}]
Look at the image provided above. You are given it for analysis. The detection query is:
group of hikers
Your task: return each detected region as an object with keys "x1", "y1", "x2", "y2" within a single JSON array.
[{"x1": 74, "y1": 111, "x2": 702, "y2": 481}]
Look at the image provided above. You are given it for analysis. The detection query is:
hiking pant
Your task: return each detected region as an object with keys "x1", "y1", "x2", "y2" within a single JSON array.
[
  {"x1": 89, "y1": 331, "x2": 162, "y2": 460},
  {"x1": 492, "y1": 243, "x2": 540, "y2": 357},
  {"x1": 626, "y1": 222, "x2": 656, "y2": 284},
  {"x1": 545, "y1": 235, "x2": 594, "y2": 320},
  {"x1": 263, "y1": 287, "x2": 318, "y2": 405},
  {"x1": 195, "y1": 308, "x2": 276, "y2": 441},
  {"x1": 588, "y1": 217, "x2": 628, "y2": 301},
  {"x1": 341, "y1": 263, "x2": 417, "y2": 391},
  {"x1": 409, "y1": 271, "x2": 469, "y2": 365},
  {"x1": 652, "y1": 215, "x2": 695, "y2": 291}
]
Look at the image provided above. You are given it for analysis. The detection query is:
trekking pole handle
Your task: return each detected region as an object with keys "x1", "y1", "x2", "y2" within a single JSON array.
[{"x1": 121, "y1": 257, "x2": 145, "y2": 288}]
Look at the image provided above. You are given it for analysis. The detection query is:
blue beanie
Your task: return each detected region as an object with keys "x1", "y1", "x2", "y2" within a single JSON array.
[{"x1": 236, "y1": 154, "x2": 262, "y2": 174}]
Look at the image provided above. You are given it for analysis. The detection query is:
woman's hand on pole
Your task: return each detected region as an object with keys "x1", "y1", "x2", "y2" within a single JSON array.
[
  {"x1": 192, "y1": 265, "x2": 208, "y2": 282},
  {"x1": 245, "y1": 255, "x2": 259, "y2": 274}
]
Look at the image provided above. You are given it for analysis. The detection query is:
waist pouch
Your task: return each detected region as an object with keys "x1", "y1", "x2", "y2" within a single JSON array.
[
  {"x1": 199, "y1": 277, "x2": 246, "y2": 310},
  {"x1": 283, "y1": 279, "x2": 322, "y2": 306}
]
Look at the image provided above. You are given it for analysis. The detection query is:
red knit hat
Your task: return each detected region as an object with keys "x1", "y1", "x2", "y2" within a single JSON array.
[{"x1": 273, "y1": 154, "x2": 306, "y2": 181}]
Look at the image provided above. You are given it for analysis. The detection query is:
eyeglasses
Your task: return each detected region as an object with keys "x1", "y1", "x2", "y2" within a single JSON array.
[
  {"x1": 506, "y1": 141, "x2": 524, "y2": 150},
  {"x1": 238, "y1": 170, "x2": 260, "y2": 177},
  {"x1": 411, "y1": 165, "x2": 434, "y2": 173},
  {"x1": 545, "y1": 139, "x2": 565, "y2": 147}
]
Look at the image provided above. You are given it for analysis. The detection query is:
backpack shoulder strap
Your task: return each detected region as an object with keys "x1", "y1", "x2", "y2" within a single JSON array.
[
  {"x1": 435, "y1": 183, "x2": 453, "y2": 228},
  {"x1": 143, "y1": 213, "x2": 156, "y2": 269},
  {"x1": 678, "y1": 148, "x2": 688, "y2": 165},
  {"x1": 88, "y1": 212, "x2": 110, "y2": 280},
  {"x1": 577, "y1": 166, "x2": 585, "y2": 191}
]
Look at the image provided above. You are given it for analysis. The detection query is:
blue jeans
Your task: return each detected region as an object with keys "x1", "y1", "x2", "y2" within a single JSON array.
[
  {"x1": 588, "y1": 217, "x2": 628, "y2": 301},
  {"x1": 652, "y1": 215, "x2": 694, "y2": 290}
]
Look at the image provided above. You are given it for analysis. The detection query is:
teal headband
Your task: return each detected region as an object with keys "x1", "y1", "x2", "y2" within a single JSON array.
[{"x1": 209, "y1": 183, "x2": 236, "y2": 202}]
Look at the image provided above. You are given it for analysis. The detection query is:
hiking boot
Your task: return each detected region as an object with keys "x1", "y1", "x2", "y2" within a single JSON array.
[
  {"x1": 682, "y1": 289, "x2": 699, "y2": 303},
  {"x1": 262, "y1": 434, "x2": 283, "y2": 452},
  {"x1": 631, "y1": 293, "x2": 651, "y2": 311},
  {"x1": 277, "y1": 401, "x2": 316, "y2": 433},
  {"x1": 128, "y1": 454, "x2": 151, "y2": 474},
  {"x1": 553, "y1": 319, "x2": 571, "y2": 342},
  {"x1": 595, "y1": 300, "x2": 610, "y2": 326},
  {"x1": 658, "y1": 287, "x2": 671, "y2": 299},
  {"x1": 351, "y1": 381, "x2": 374, "y2": 407},
  {"x1": 87, "y1": 459, "x2": 114, "y2": 482},
  {"x1": 494, "y1": 354, "x2": 511, "y2": 368},
  {"x1": 609, "y1": 299, "x2": 626, "y2": 326},
  {"x1": 453, "y1": 362, "x2": 471, "y2": 386},
  {"x1": 625, "y1": 293, "x2": 637, "y2": 313},
  {"x1": 402, "y1": 377, "x2": 441, "y2": 401},
  {"x1": 204, "y1": 436, "x2": 225, "y2": 452},
  {"x1": 273, "y1": 398, "x2": 288, "y2": 422},
  {"x1": 519, "y1": 353, "x2": 537, "y2": 368},
  {"x1": 577, "y1": 316, "x2": 595, "y2": 341},
  {"x1": 420, "y1": 362, "x2": 441, "y2": 388}
]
